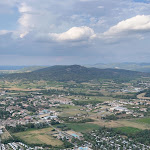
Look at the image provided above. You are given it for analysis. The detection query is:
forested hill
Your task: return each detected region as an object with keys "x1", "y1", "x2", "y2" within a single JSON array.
[{"x1": 2, "y1": 65, "x2": 149, "y2": 83}]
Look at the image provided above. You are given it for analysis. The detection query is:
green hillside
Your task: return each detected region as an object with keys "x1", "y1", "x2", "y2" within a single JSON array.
[{"x1": 2, "y1": 65, "x2": 149, "y2": 83}]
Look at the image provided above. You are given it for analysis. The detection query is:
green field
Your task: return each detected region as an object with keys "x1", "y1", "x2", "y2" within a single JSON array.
[
  {"x1": 135, "y1": 117, "x2": 150, "y2": 124},
  {"x1": 52, "y1": 104, "x2": 88, "y2": 117},
  {"x1": 114, "y1": 127, "x2": 141, "y2": 134},
  {"x1": 65, "y1": 123, "x2": 100, "y2": 133},
  {"x1": 0, "y1": 80, "x2": 63, "y2": 90},
  {"x1": 69, "y1": 95, "x2": 115, "y2": 102},
  {"x1": 13, "y1": 127, "x2": 63, "y2": 146}
]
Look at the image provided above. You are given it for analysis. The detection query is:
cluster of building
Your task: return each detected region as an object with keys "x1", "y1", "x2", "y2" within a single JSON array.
[
  {"x1": 0, "y1": 142, "x2": 43, "y2": 150},
  {"x1": 85, "y1": 130, "x2": 150, "y2": 150},
  {"x1": 77, "y1": 98, "x2": 150, "y2": 120},
  {"x1": 1, "y1": 80, "x2": 150, "y2": 150},
  {"x1": 0, "y1": 92, "x2": 70, "y2": 127}
]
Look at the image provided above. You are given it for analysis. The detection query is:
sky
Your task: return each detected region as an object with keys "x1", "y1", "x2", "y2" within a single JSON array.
[{"x1": 1, "y1": 0, "x2": 150, "y2": 65}]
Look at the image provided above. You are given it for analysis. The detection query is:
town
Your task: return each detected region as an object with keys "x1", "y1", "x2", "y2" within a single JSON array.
[{"x1": 0, "y1": 77, "x2": 150, "y2": 149}]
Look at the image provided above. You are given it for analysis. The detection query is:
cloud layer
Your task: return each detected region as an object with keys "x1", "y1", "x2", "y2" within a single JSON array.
[{"x1": 0, "y1": 0, "x2": 150, "y2": 65}]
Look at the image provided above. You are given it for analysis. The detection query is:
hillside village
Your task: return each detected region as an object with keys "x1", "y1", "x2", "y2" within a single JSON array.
[{"x1": 0, "y1": 78, "x2": 150, "y2": 149}]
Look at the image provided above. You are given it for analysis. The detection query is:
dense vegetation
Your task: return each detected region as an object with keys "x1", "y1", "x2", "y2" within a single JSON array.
[
  {"x1": 41, "y1": 89, "x2": 103, "y2": 97},
  {"x1": 2, "y1": 65, "x2": 149, "y2": 83},
  {"x1": 84, "y1": 127, "x2": 150, "y2": 149},
  {"x1": 0, "y1": 110, "x2": 11, "y2": 119},
  {"x1": 72, "y1": 100, "x2": 102, "y2": 106},
  {"x1": 113, "y1": 127, "x2": 150, "y2": 145},
  {"x1": 6, "y1": 123, "x2": 49, "y2": 133},
  {"x1": 145, "y1": 88, "x2": 150, "y2": 97}
]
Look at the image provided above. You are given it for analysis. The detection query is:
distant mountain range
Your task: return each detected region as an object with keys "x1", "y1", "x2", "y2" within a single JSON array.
[
  {"x1": 85, "y1": 63, "x2": 150, "y2": 73},
  {"x1": 2, "y1": 65, "x2": 149, "y2": 83},
  {"x1": 0, "y1": 66, "x2": 26, "y2": 70},
  {"x1": 1, "y1": 63, "x2": 150, "y2": 73},
  {"x1": 0, "y1": 66, "x2": 47, "y2": 75}
]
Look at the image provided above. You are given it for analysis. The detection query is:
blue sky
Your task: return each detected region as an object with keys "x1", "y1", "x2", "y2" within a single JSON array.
[
  {"x1": 0, "y1": 0, "x2": 150, "y2": 65},
  {"x1": 134, "y1": 0, "x2": 150, "y2": 3}
]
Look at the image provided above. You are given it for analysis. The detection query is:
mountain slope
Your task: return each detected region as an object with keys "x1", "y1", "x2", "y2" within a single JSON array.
[
  {"x1": 86, "y1": 63, "x2": 150, "y2": 73},
  {"x1": 2, "y1": 65, "x2": 149, "y2": 82}
]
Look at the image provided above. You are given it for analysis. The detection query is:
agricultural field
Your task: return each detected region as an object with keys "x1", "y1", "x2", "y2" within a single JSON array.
[
  {"x1": 1, "y1": 128, "x2": 12, "y2": 141},
  {"x1": 13, "y1": 127, "x2": 63, "y2": 146},
  {"x1": 70, "y1": 95, "x2": 115, "y2": 102},
  {"x1": 51, "y1": 104, "x2": 87, "y2": 117},
  {"x1": 65, "y1": 123, "x2": 100, "y2": 133},
  {"x1": 116, "y1": 119, "x2": 150, "y2": 130},
  {"x1": 0, "y1": 80, "x2": 63, "y2": 91},
  {"x1": 90, "y1": 118, "x2": 150, "y2": 130},
  {"x1": 135, "y1": 117, "x2": 150, "y2": 124},
  {"x1": 114, "y1": 127, "x2": 141, "y2": 134}
]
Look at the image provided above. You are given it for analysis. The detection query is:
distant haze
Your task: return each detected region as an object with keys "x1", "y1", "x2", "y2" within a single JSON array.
[{"x1": 2, "y1": 62, "x2": 150, "y2": 73}]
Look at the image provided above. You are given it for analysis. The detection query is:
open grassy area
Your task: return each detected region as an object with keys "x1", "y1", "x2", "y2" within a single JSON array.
[
  {"x1": 13, "y1": 127, "x2": 63, "y2": 146},
  {"x1": 65, "y1": 123, "x2": 100, "y2": 133},
  {"x1": 135, "y1": 117, "x2": 150, "y2": 124},
  {"x1": 1, "y1": 128, "x2": 12, "y2": 141},
  {"x1": 114, "y1": 127, "x2": 141, "y2": 134},
  {"x1": 52, "y1": 104, "x2": 88, "y2": 117},
  {"x1": 69, "y1": 95, "x2": 115, "y2": 102},
  {"x1": 0, "y1": 80, "x2": 63, "y2": 91},
  {"x1": 116, "y1": 119, "x2": 150, "y2": 129},
  {"x1": 91, "y1": 118, "x2": 150, "y2": 130}
]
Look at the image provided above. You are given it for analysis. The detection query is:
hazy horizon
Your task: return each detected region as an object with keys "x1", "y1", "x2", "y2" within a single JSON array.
[{"x1": 1, "y1": 62, "x2": 150, "y2": 67}]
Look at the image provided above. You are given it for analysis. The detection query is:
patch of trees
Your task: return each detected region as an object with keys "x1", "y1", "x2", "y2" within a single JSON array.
[
  {"x1": 112, "y1": 94, "x2": 137, "y2": 99},
  {"x1": 136, "y1": 89, "x2": 147, "y2": 95},
  {"x1": 61, "y1": 137, "x2": 74, "y2": 148},
  {"x1": 143, "y1": 108, "x2": 150, "y2": 116},
  {"x1": 112, "y1": 128, "x2": 150, "y2": 145},
  {"x1": 1, "y1": 138, "x2": 14, "y2": 144},
  {"x1": 50, "y1": 120, "x2": 60, "y2": 125},
  {"x1": 102, "y1": 114, "x2": 118, "y2": 120},
  {"x1": 0, "y1": 109, "x2": 11, "y2": 119},
  {"x1": 41, "y1": 89, "x2": 103, "y2": 97},
  {"x1": 26, "y1": 106, "x2": 36, "y2": 112},
  {"x1": 6, "y1": 122, "x2": 49, "y2": 133},
  {"x1": 130, "y1": 130, "x2": 150, "y2": 145},
  {"x1": 73, "y1": 100, "x2": 102, "y2": 106},
  {"x1": 56, "y1": 124, "x2": 71, "y2": 131},
  {"x1": 71, "y1": 137, "x2": 84, "y2": 146},
  {"x1": 59, "y1": 117, "x2": 94, "y2": 123},
  {"x1": 144, "y1": 88, "x2": 150, "y2": 97}
]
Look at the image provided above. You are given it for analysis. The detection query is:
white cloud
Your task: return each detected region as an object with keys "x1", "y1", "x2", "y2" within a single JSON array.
[
  {"x1": 0, "y1": 30, "x2": 11, "y2": 35},
  {"x1": 98, "y1": 6, "x2": 104, "y2": 9},
  {"x1": 18, "y1": 13, "x2": 33, "y2": 29},
  {"x1": 18, "y1": 2, "x2": 35, "y2": 30},
  {"x1": 50, "y1": 26, "x2": 96, "y2": 42},
  {"x1": 18, "y1": 3, "x2": 32, "y2": 13},
  {"x1": 104, "y1": 15, "x2": 150, "y2": 38},
  {"x1": 2, "y1": 0, "x2": 150, "y2": 64}
]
